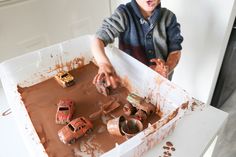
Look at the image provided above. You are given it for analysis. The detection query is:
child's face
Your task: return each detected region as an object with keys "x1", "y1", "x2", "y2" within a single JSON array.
[{"x1": 136, "y1": 0, "x2": 160, "y2": 13}]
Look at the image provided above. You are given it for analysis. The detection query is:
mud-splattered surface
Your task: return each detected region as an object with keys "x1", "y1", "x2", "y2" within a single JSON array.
[
  {"x1": 159, "y1": 141, "x2": 176, "y2": 157},
  {"x1": 18, "y1": 62, "x2": 160, "y2": 157}
]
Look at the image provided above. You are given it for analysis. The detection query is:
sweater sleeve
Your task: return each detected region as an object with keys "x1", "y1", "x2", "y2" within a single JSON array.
[
  {"x1": 95, "y1": 5, "x2": 128, "y2": 46},
  {"x1": 166, "y1": 14, "x2": 184, "y2": 53}
]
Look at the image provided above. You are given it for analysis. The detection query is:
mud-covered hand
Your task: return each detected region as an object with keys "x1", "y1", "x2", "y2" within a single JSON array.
[
  {"x1": 149, "y1": 58, "x2": 169, "y2": 78},
  {"x1": 93, "y1": 63, "x2": 120, "y2": 89}
]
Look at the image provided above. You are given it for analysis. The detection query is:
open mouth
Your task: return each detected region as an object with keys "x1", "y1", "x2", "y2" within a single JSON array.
[{"x1": 146, "y1": 0, "x2": 154, "y2": 6}]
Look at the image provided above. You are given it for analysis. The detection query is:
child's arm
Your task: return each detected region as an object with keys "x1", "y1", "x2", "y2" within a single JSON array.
[
  {"x1": 166, "y1": 50, "x2": 181, "y2": 74},
  {"x1": 92, "y1": 5, "x2": 127, "y2": 88},
  {"x1": 149, "y1": 51, "x2": 181, "y2": 78},
  {"x1": 92, "y1": 37, "x2": 120, "y2": 89},
  {"x1": 92, "y1": 37, "x2": 112, "y2": 69}
]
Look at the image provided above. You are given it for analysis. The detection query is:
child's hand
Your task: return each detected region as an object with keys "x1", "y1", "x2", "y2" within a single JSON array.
[
  {"x1": 149, "y1": 58, "x2": 169, "y2": 78},
  {"x1": 93, "y1": 63, "x2": 120, "y2": 89}
]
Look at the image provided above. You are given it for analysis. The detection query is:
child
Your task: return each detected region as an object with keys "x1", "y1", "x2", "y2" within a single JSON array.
[{"x1": 92, "y1": 0, "x2": 183, "y2": 88}]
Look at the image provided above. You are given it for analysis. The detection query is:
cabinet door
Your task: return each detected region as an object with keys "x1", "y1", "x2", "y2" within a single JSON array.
[{"x1": 211, "y1": 21, "x2": 236, "y2": 108}]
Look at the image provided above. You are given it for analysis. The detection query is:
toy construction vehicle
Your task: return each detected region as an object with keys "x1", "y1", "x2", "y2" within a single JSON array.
[
  {"x1": 54, "y1": 71, "x2": 75, "y2": 88},
  {"x1": 123, "y1": 93, "x2": 156, "y2": 121}
]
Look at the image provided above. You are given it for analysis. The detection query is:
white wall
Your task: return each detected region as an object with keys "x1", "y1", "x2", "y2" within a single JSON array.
[
  {"x1": 111, "y1": 0, "x2": 236, "y2": 105},
  {"x1": 0, "y1": 0, "x2": 110, "y2": 63},
  {"x1": 162, "y1": 0, "x2": 236, "y2": 105}
]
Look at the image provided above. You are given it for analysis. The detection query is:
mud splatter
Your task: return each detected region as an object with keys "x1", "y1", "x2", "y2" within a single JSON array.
[
  {"x1": 181, "y1": 102, "x2": 189, "y2": 110},
  {"x1": 52, "y1": 56, "x2": 85, "y2": 72},
  {"x1": 191, "y1": 98, "x2": 205, "y2": 111},
  {"x1": 159, "y1": 141, "x2": 176, "y2": 157},
  {"x1": 166, "y1": 141, "x2": 173, "y2": 147},
  {"x1": 122, "y1": 76, "x2": 133, "y2": 92}
]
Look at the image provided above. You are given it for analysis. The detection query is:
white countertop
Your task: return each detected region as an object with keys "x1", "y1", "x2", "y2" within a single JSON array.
[
  {"x1": 144, "y1": 104, "x2": 228, "y2": 157},
  {"x1": 0, "y1": 87, "x2": 228, "y2": 157}
]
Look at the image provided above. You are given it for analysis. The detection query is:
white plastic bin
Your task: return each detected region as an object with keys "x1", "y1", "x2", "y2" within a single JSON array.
[{"x1": 0, "y1": 35, "x2": 193, "y2": 157}]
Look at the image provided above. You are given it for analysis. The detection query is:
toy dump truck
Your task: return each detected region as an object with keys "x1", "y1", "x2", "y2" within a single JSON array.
[{"x1": 123, "y1": 93, "x2": 156, "y2": 121}]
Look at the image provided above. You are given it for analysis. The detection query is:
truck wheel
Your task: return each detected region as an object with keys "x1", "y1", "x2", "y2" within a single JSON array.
[
  {"x1": 86, "y1": 128, "x2": 93, "y2": 134},
  {"x1": 123, "y1": 103, "x2": 136, "y2": 116}
]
